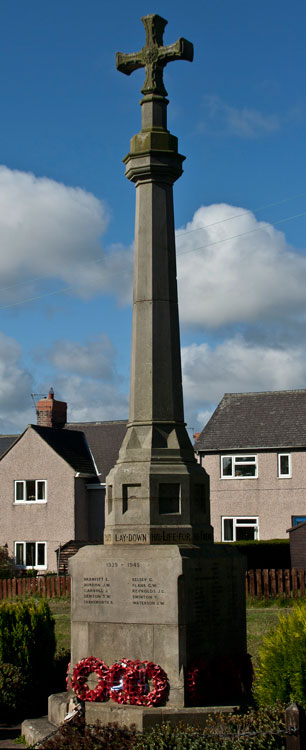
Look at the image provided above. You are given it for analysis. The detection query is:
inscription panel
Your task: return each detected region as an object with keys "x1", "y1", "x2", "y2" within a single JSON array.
[
  {"x1": 71, "y1": 546, "x2": 180, "y2": 625},
  {"x1": 186, "y1": 556, "x2": 244, "y2": 656}
]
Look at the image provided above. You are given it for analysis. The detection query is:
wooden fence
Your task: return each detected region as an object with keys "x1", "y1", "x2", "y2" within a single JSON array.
[
  {"x1": 0, "y1": 570, "x2": 305, "y2": 600},
  {"x1": 0, "y1": 575, "x2": 70, "y2": 599},
  {"x1": 245, "y1": 568, "x2": 306, "y2": 599}
]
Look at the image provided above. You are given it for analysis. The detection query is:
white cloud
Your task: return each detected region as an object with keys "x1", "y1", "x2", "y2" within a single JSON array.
[
  {"x1": 0, "y1": 165, "x2": 133, "y2": 307},
  {"x1": 44, "y1": 334, "x2": 129, "y2": 424},
  {"x1": 176, "y1": 203, "x2": 306, "y2": 329},
  {"x1": 0, "y1": 330, "x2": 129, "y2": 433},
  {"x1": 0, "y1": 332, "x2": 34, "y2": 432},
  {"x1": 200, "y1": 95, "x2": 280, "y2": 138},
  {"x1": 182, "y1": 335, "x2": 306, "y2": 429},
  {"x1": 53, "y1": 375, "x2": 128, "y2": 424},
  {"x1": 47, "y1": 334, "x2": 118, "y2": 382}
]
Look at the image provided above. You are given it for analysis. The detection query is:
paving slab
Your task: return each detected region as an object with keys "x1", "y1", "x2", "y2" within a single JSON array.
[{"x1": 21, "y1": 716, "x2": 57, "y2": 747}]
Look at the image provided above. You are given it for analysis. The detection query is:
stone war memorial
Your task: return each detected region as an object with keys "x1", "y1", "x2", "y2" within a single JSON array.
[{"x1": 67, "y1": 14, "x2": 248, "y2": 730}]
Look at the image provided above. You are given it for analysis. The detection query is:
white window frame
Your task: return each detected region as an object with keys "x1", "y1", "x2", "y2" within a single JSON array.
[
  {"x1": 220, "y1": 455, "x2": 258, "y2": 479},
  {"x1": 14, "y1": 480, "x2": 47, "y2": 504},
  {"x1": 222, "y1": 516, "x2": 259, "y2": 542},
  {"x1": 14, "y1": 541, "x2": 47, "y2": 570},
  {"x1": 278, "y1": 453, "x2": 291, "y2": 478}
]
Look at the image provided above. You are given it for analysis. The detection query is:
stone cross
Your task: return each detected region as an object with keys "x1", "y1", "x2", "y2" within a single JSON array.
[{"x1": 116, "y1": 14, "x2": 193, "y2": 97}]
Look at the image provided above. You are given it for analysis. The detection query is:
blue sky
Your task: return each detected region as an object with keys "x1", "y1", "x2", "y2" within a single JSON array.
[{"x1": 1, "y1": 0, "x2": 306, "y2": 434}]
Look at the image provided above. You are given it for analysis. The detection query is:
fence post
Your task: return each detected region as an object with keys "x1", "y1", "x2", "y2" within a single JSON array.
[
  {"x1": 300, "y1": 569, "x2": 305, "y2": 599},
  {"x1": 286, "y1": 702, "x2": 306, "y2": 749},
  {"x1": 284, "y1": 569, "x2": 291, "y2": 599},
  {"x1": 278, "y1": 568, "x2": 284, "y2": 597},
  {"x1": 256, "y1": 569, "x2": 262, "y2": 598},
  {"x1": 263, "y1": 569, "x2": 269, "y2": 598},
  {"x1": 292, "y1": 569, "x2": 298, "y2": 599},
  {"x1": 270, "y1": 569, "x2": 276, "y2": 596}
]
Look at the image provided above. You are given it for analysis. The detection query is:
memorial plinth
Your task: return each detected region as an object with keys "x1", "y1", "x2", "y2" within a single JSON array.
[
  {"x1": 70, "y1": 543, "x2": 246, "y2": 714},
  {"x1": 68, "y1": 14, "x2": 248, "y2": 727}
]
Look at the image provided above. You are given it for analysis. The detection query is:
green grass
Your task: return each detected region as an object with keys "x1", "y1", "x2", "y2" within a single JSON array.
[
  {"x1": 49, "y1": 599, "x2": 71, "y2": 654},
  {"x1": 247, "y1": 604, "x2": 293, "y2": 668}
]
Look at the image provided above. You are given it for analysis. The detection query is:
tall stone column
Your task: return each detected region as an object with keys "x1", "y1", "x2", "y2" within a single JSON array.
[{"x1": 105, "y1": 14, "x2": 213, "y2": 546}]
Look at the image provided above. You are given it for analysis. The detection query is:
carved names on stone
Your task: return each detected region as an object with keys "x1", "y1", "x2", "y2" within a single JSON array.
[
  {"x1": 83, "y1": 577, "x2": 113, "y2": 605},
  {"x1": 131, "y1": 576, "x2": 165, "y2": 607},
  {"x1": 81, "y1": 559, "x2": 167, "y2": 618}
]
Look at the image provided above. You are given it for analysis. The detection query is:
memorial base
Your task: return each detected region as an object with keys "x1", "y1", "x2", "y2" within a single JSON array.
[
  {"x1": 69, "y1": 543, "x2": 247, "y2": 708},
  {"x1": 85, "y1": 702, "x2": 239, "y2": 731}
]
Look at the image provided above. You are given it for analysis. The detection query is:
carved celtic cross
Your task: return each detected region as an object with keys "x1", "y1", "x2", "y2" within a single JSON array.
[{"x1": 116, "y1": 14, "x2": 193, "y2": 97}]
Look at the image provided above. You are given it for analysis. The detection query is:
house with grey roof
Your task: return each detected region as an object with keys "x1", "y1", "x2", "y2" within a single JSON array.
[
  {"x1": 195, "y1": 390, "x2": 306, "y2": 543},
  {"x1": 0, "y1": 391, "x2": 127, "y2": 572}
]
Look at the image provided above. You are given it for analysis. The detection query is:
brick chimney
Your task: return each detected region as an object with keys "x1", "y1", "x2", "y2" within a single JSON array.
[{"x1": 36, "y1": 388, "x2": 67, "y2": 429}]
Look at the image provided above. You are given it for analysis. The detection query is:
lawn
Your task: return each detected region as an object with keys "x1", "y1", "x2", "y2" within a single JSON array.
[
  {"x1": 247, "y1": 605, "x2": 291, "y2": 667},
  {"x1": 49, "y1": 597, "x2": 292, "y2": 665},
  {"x1": 49, "y1": 599, "x2": 71, "y2": 654}
]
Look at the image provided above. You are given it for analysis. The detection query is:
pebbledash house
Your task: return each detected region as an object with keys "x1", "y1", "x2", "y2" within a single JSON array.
[
  {"x1": 0, "y1": 391, "x2": 126, "y2": 573},
  {"x1": 194, "y1": 390, "x2": 306, "y2": 543}
]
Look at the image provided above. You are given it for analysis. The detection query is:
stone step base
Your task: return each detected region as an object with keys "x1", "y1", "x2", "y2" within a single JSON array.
[
  {"x1": 86, "y1": 702, "x2": 238, "y2": 732},
  {"x1": 21, "y1": 716, "x2": 57, "y2": 747},
  {"x1": 21, "y1": 699, "x2": 239, "y2": 744}
]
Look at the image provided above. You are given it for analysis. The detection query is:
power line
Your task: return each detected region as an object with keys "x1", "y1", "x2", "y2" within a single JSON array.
[
  {"x1": 1, "y1": 201, "x2": 306, "y2": 311},
  {"x1": 175, "y1": 190, "x2": 306, "y2": 240},
  {"x1": 177, "y1": 209, "x2": 306, "y2": 257},
  {"x1": 0, "y1": 188, "x2": 305, "y2": 296}
]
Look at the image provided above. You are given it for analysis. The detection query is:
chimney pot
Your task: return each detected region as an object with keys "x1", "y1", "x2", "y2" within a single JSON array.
[{"x1": 36, "y1": 390, "x2": 67, "y2": 429}]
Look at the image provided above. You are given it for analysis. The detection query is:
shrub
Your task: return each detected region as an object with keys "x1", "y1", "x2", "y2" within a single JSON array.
[
  {"x1": 0, "y1": 598, "x2": 55, "y2": 688},
  {"x1": 217, "y1": 540, "x2": 290, "y2": 570},
  {"x1": 255, "y1": 601, "x2": 306, "y2": 707},
  {"x1": 0, "y1": 663, "x2": 28, "y2": 721},
  {"x1": 38, "y1": 705, "x2": 286, "y2": 749},
  {"x1": 39, "y1": 714, "x2": 137, "y2": 749}
]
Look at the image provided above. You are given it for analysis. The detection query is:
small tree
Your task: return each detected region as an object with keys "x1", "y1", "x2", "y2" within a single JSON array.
[
  {"x1": 255, "y1": 602, "x2": 306, "y2": 707},
  {"x1": 0, "y1": 598, "x2": 56, "y2": 687},
  {"x1": 0, "y1": 545, "x2": 16, "y2": 578}
]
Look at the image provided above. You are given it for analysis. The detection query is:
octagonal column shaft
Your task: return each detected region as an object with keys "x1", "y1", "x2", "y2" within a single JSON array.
[{"x1": 129, "y1": 171, "x2": 184, "y2": 425}]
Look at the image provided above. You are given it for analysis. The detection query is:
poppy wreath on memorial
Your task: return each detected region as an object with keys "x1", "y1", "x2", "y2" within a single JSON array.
[
  {"x1": 70, "y1": 658, "x2": 170, "y2": 706},
  {"x1": 186, "y1": 653, "x2": 254, "y2": 704},
  {"x1": 186, "y1": 658, "x2": 211, "y2": 705},
  {"x1": 123, "y1": 660, "x2": 169, "y2": 706},
  {"x1": 106, "y1": 659, "x2": 134, "y2": 704},
  {"x1": 70, "y1": 656, "x2": 108, "y2": 702}
]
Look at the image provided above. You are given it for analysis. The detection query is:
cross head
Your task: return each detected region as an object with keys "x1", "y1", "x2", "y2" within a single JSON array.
[{"x1": 116, "y1": 14, "x2": 193, "y2": 98}]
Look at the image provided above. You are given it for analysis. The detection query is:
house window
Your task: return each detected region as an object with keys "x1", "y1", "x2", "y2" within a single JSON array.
[
  {"x1": 14, "y1": 480, "x2": 47, "y2": 503},
  {"x1": 221, "y1": 455, "x2": 258, "y2": 479},
  {"x1": 292, "y1": 516, "x2": 306, "y2": 527},
  {"x1": 222, "y1": 517, "x2": 259, "y2": 542},
  {"x1": 14, "y1": 542, "x2": 47, "y2": 569},
  {"x1": 278, "y1": 454, "x2": 291, "y2": 478}
]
